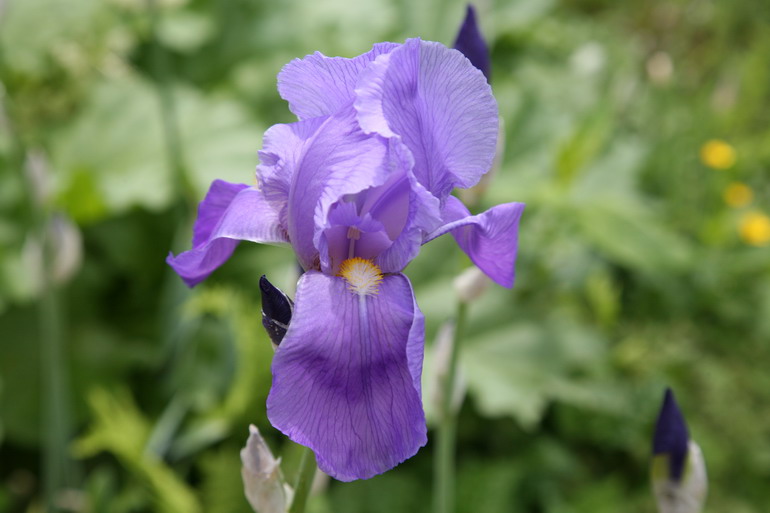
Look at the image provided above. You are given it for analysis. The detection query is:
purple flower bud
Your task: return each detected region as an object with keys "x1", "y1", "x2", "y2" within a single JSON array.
[
  {"x1": 652, "y1": 388, "x2": 690, "y2": 482},
  {"x1": 453, "y1": 5, "x2": 491, "y2": 81},
  {"x1": 260, "y1": 275, "x2": 293, "y2": 347}
]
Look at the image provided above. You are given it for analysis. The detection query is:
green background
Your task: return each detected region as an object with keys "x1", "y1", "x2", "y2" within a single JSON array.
[{"x1": 1, "y1": 0, "x2": 769, "y2": 511}]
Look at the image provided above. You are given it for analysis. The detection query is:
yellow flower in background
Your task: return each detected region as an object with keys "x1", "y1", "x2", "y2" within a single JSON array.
[
  {"x1": 724, "y1": 182, "x2": 753, "y2": 208},
  {"x1": 739, "y1": 211, "x2": 770, "y2": 247},
  {"x1": 700, "y1": 139, "x2": 736, "y2": 170}
]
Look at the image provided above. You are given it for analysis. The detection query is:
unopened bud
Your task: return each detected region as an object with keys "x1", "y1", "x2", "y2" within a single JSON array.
[
  {"x1": 25, "y1": 150, "x2": 52, "y2": 207},
  {"x1": 453, "y1": 4, "x2": 490, "y2": 81},
  {"x1": 241, "y1": 425, "x2": 291, "y2": 513},
  {"x1": 453, "y1": 266, "x2": 491, "y2": 303},
  {"x1": 259, "y1": 276, "x2": 293, "y2": 348},
  {"x1": 49, "y1": 215, "x2": 83, "y2": 284},
  {"x1": 651, "y1": 388, "x2": 707, "y2": 513}
]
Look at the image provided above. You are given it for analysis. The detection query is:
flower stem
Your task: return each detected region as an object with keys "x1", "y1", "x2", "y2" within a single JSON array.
[
  {"x1": 146, "y1": 0, "x2": 195, "y2": 211},
  {"x1": 289, "y1": 446, "x2": 317, "y2": 513},
  {"x1": 41, "y1": 271, "x2": 68, "y2": 512},
  {"x1": 434, "y1": 300, "x2": 468, "y2": 513}
]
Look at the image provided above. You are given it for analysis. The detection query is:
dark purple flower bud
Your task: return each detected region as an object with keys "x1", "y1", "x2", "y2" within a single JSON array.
[
  {"x1": 260, "y1": 275, "x2": 293, "y2": 347},
  {"x1": 652, "y1": 388, "x2": 690, "y2": 482},
  {"x1": 453, "y1": 5, "x2": 491, "y2": 81}
]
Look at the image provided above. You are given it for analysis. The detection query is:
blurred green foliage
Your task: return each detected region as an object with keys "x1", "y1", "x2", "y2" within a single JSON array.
[{"x1": 2, "y1": 0, "x2": 770, "y2": 512}]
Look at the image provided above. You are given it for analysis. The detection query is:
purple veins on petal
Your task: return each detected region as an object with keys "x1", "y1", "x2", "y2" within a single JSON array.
[
  {"x1": 355, "y1": 38, "x2": 498, "y2": 200},
  {"x1": 321, "y1": 201, "x2": 393, "y2": 274},
  {"x1": 424, "y1": 196, "x2": 525, "y2": 288},
  {"x1": 453, "y1": 5, "x2": 491, "y2": 81},
  {"x1": 267, "y1": 270, "x2": 427, "y2": 481},
  {"x1": 278, "y1": 42, "x2": 400, "y2": 120},
  {"x1": 257, "y1": 116, "x2": 328, "y2": 230},
  {"x1": 167, "y1": 180, "x2": 288, "y2": 287},
  {"x1": 357, "y1": 170, "x2": 412, "y2": 241},
  {"x1": 284, "y1": 108, "x2": 391, "y2": 271},
  {"x1": 316, "y1": 140, "x2": 443, "y2": 275},
  {"x1": 368, "y1": 138, "x2": 442, "y2": 273}
]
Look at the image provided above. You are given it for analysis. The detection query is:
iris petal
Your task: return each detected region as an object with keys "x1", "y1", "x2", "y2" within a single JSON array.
[
  {"x1": 424, "y1": 196, "x2": 525, "y2": 288},
  {"x1": 167, "y1": 180, "x2": 288, "y2": 287},
  {"x1": 355, "y1": 38, "x2": 498, "y2": 199},
  {"x1": 267, "y1": 271, "x2": 427, "y2": 481},
  {"x1": 373, "y1": 139, "x2": 442, "y2": 273},
  {"x1": 286, "y1": 109, "x2": 392, "y2": 270},
  {"x1": 278, "y1": 42, "x2": 400, "y2": 120},
  {"x1": 320, "y1": 202, "x2": 393, "y2": 273},
  {"x1": 257, "y1": 116, "x2": 328, "y2": 229}
]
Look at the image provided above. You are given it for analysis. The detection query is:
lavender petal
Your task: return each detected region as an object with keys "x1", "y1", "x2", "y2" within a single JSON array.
[
  {"x1": 267, "y1": 271, "x2": 427, "y2": 481},
  {"x1": 278, "y1": 42, "x2": 400, "y2": 120},
  {"x1": 287, "y1": 108, "x2": 391, "y2": 270},
  {"x1": 424, "y1": 196, "x2": 524, "y2": 288},
  {"x1": 167, "y1": 180, "x2": 288, "y2": 287},
  {"x1": 355, "y1": 38, "x2": 498, "y2": 199}
]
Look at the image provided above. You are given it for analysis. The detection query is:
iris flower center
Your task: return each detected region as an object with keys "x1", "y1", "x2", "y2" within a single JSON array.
[{"x1": 338, "y1": 258, "x2": 383, "y2": 296}]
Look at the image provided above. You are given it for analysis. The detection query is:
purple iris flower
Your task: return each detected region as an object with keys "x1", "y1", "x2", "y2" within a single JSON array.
[{"x1": 167, "y1": 38, "x2": 524, "y2": 481}]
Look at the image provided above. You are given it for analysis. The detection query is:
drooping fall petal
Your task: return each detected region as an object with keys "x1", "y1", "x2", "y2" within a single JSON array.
[
  {"x1": 167, "y1": 181, "x2": 288, "y2": 287},
  {"x1": 424, "y1": 196, "x2": 525, "y2": 288},
  {"x1": 267, "y1": 271, "x2": 427, "y2": 481}
]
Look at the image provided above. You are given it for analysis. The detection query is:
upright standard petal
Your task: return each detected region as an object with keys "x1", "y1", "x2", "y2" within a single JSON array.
[
  {"x1": 287, "y1": 108, "x2": 391, "y2": 270},
  {"x1": 424, "y1": 196, "x2": 525, "y2": 288},
  {"x1": 278, "y1": 42, "x2": 400, "y2": 120},
  {"x1": 371, "y1": 138, "x2": 442, "y2": 273},
  {"x1": 257, "y1": 116, "x2": 328, "y2": 229},
  {"x1": 267, "y1": 271, "x2": 427, "y2": 481},
  {"x1": 316, "y1": 137, "x2": 442, "y2": 275},
  {"x1": 167, "y1": 180, "x2": 288, "y2": 287},
  {"x1": 355, "y1": 38, "x2": 498, "y2": 199}
]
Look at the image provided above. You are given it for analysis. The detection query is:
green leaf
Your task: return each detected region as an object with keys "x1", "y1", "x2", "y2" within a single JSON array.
[
  {"x1": 556, "y1": 106, "x2": 614, "y2": 187},
  {"x1": 462, "y1": 320, "x2": 618, "y2": 429},
  {"x1": 576, "y1": 201, "x2": 691, "y2": 272},
  {"x1": 74, "y1": 388, "x2": 202, "y2": 513},
  {"x1": 51, "y1": 76, "x2": 262, "y2": 219},
  {"x1": 158, "y1": 10, "x2": 215, "y2": 52},
  {"x1": 0, "y1": 0, "x2": 107, "y2": 75}
]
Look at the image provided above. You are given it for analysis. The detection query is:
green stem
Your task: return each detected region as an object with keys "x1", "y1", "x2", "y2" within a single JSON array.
[
  {"x1": 146, "y1": 0, "x2": 195, "y2": 210},
  {"x1": 434, "y1": 301, "x2": 468, "y2": 513},
  {"x1": 41, "y1": 273, "x2": 67, "y2": 512},
  {"x1": 4, "y1": 40, "x2": 75, "y2": 513},
  {"x1": 288, "y1": 446, "x2": 317, "y2": 513}
]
